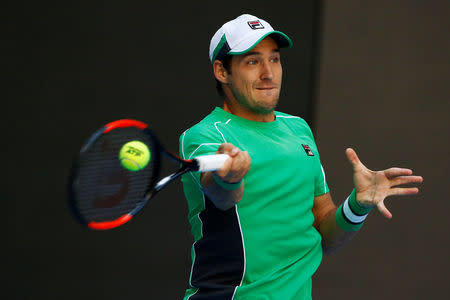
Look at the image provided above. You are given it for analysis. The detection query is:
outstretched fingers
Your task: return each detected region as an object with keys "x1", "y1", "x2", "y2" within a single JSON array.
[
  {"x1": 390, "y1": 175, "x2": 424, "y2": 187},
  {"x1": 345, "y1": 148, "x2": 423, "y2": 219},
  {"x1": 345, "y1": 148, "x2": 366, "y2": 171},
  {"x1": 377, "y1": 186, "x2": 420, "y2": 219},
  {"x1": 384, "y1": 167, "x2": 415, "y2": 178},
  {"x1": 377, "y1": 200, "x2": 393, "y2": 219},
  {"x1": 389, "y1": 187, "x2": 420, "y2": 196}
]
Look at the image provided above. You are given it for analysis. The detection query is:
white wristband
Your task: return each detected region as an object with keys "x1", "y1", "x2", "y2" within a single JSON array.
[{"x1": 342, "y1": 196, "x2": 368, "y2": 224}]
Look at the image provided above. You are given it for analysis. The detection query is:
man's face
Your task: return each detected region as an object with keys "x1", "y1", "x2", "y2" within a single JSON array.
[{"x1": 226, "y1": 37, "x2": 282, "y2": 115}]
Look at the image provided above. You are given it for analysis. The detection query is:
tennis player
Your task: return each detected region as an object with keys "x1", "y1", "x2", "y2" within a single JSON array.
[{"x1": 179, "y1": 14, "x2": 423, "y2": 300}]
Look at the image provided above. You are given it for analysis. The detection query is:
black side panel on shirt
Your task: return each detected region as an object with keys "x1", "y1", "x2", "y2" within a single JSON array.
[{"x1": 189, "y1": 196, "x2": 245, "y2": 300}]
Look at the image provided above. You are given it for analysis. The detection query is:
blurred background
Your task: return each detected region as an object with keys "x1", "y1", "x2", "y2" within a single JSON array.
[{"x1": 5, "y1": 0, "x2": 449, "y2": 299}]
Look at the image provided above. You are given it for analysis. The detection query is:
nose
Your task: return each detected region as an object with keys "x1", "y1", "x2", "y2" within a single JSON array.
[{"x1": 260, "y1": 61, "x2": 274, "y2": 81}]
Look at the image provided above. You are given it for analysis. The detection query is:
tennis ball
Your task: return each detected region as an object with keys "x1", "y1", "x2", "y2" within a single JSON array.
[{"x1": 119, "y1": 141, "x2": 151, "y2": 171}]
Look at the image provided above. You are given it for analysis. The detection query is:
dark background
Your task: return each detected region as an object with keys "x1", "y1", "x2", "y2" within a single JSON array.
[
  {"x1": 314, "y1": 1, "x2": 449, "y2": 299},
  {"x1": 5, "y1": 0, "x2": 449, "y2": 299}
]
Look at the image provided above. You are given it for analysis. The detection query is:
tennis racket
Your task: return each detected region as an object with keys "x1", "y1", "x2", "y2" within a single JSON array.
[{"x1": 68, "y1": 119, "x2": 228, "y2": 230}]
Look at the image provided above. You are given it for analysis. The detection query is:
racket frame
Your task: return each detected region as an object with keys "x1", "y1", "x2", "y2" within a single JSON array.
[{"x1": 68, "y1": 119, "x2": 204, "y2": 230}]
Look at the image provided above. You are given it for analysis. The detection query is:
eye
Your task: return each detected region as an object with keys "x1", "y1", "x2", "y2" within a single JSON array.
[
  {"x1": 270, "y1": 56, "x2": 280, "y2": 63},
  {"x1": 247, "y1": 59, "x2": 258, "y2": 65}
]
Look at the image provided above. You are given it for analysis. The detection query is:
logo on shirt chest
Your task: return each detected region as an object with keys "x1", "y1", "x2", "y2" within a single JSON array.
[{"x1": 301, "y1": 144, "x2": 314, "y2": 156}]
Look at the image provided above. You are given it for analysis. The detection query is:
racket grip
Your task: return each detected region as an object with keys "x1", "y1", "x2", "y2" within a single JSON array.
[{"x1": 194, "y1": 154, "x2": 230, "y2": 172}]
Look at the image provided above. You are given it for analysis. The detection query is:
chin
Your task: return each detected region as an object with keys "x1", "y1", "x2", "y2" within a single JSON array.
[
  {"x1": 260, "y1": 97, "x2": 279, "y2": 109},
  {"x1": 253, "y1": 100, "x2": 279, "y2": 114}
]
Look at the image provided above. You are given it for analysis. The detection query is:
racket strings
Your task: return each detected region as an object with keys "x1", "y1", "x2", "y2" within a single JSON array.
[{"x1": 73, "y1": 127, "x2": 156, "y2": 223}]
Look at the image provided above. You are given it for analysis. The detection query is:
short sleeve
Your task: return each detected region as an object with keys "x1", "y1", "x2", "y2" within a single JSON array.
[
  {"x1": 179, "y1": 125, "x2": 224, "y2": 160},
  {"x1": 294, "y1": 118, "x2": 330, "y2": 197},
  {"x1": 178, "y1": 124, "x2": 225, "y2": 189},
  {"x1": 314, "y1": 163, "x2": 330, "y2": 197}
]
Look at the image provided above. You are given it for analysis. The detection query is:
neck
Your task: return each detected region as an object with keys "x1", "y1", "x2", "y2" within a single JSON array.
[{"x1": 222, "y1": 100, "x2": 275, "y2": 122}]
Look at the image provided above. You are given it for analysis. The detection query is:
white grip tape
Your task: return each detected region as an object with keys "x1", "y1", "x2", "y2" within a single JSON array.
[{"x1": 194, "y1": 154, "x2": 230, "y2": 172}]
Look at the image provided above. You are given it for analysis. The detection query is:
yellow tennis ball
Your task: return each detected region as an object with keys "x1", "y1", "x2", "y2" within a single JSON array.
[{"x1": 119, "y1": 141, "x2": 151, "y2": 171}]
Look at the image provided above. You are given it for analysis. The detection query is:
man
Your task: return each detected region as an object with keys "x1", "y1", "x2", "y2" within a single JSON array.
[{"x1": 179, "y1": 14, "x2": 422, "y2": 300}]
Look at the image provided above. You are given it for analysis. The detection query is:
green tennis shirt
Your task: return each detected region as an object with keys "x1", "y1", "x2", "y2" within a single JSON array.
[{"x1": 179, "y1": 107, "x2": 329, "y2": 300}]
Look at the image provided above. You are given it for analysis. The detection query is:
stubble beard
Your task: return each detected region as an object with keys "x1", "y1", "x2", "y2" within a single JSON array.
[{"x1": 231, "y1": 86, "x2": 280, "y2": 115}]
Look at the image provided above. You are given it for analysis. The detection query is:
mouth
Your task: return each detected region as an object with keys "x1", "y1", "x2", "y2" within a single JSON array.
[{"x1": 256, "y1": 86, "x2": 276, "y2": 90}]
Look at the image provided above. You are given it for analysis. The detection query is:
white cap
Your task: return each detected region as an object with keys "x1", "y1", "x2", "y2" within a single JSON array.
[{"x1": 209, "y1": 14, "x2": 292, "y2": 63}]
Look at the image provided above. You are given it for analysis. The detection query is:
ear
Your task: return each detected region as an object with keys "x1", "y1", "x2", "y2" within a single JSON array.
[{"x1": 213, "y1": 60, "x2": 229, "y2": 84}]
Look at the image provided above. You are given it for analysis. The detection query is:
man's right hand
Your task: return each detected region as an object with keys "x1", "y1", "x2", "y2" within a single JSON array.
[
  {"x1": 200, "y1": 143, "x2": 251, "y2": 210},
  {"x1": 214, "y1": 143, "x2": 251, "y2": 184}
]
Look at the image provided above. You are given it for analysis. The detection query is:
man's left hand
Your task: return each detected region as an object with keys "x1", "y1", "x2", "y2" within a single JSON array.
[{"x1": 346, "y1": 148, "x2": 423, "y2": 219}]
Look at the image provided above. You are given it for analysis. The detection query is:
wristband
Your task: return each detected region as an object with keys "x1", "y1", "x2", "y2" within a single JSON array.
[
  {"x1": 335, "y1": 189, "x2": 374, "y2": 231},
  {"x1": 212, "y1": 173, "x2": 243, "y2": 191}
]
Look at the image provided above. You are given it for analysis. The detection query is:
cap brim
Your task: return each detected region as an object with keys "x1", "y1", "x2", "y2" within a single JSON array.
[{"x1": 228, "y1": 31, "x2": 293, "y2": 56}]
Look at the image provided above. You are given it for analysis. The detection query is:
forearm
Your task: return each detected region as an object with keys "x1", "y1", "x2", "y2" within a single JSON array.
[
  {"x1": 314, "y1": 190, "x2": 373, "y2": 255},
  {"x1": 201, "y1": 172, "x2": 244, "y2": 211},
  {"x1": 317, "y1": 207, "x2": 357, "y2": 255}
]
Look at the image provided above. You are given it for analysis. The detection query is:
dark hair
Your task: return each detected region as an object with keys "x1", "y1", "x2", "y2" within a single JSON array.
[{"x1": 215, "y1": 54, "x2": 233, "y2": 98}]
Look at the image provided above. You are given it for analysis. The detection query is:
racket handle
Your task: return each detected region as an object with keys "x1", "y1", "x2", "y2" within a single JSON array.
[{"x1": 194, "y1": 154, "x2": 230, "y2": 172}]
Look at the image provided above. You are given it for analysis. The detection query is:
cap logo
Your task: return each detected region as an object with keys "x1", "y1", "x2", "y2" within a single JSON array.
[{"x1": 247, "y1": 20, "x2": 264, "y2": 30}]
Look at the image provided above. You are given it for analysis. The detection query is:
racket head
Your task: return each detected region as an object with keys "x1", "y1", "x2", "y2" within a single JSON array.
[{"x1": 68, "y1": 119, "x2": 162, "y2": 230}]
